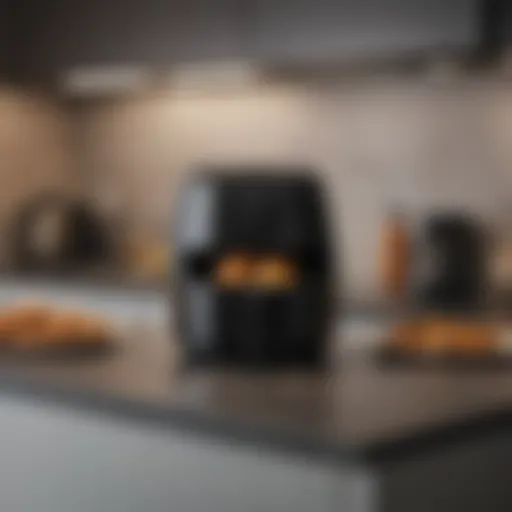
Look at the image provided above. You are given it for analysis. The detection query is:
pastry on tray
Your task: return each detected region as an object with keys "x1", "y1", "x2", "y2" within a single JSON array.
[
  {"x1": 0, "y1": 302, "x2": 113, "y2": 355},
  {"x1": 388, "y1": 318, "x2": 501, "y2": 358}
]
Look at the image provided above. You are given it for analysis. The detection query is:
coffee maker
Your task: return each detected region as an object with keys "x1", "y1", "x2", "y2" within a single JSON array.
[
  {"x1": 173, "y1": 169, "x2": 335, "y2": 368},
  {"x1": 418, "y1": 213, "x2": 486, "y2": 313}
]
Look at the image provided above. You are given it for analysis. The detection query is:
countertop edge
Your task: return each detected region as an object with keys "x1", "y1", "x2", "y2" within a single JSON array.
[
  {"x1": 0, "y1": 369, "x2": 361, "y2": 468},
  {"x1": 363, "y1": 407, "x2": 512, "y2": 464},
  {"x1": 1, "y1": 368, "x2": 511, "y2": 468}
]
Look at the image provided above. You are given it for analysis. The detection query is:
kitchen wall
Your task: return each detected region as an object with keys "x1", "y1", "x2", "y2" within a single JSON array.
[
  {"x1": 1, "y1": 75, "x2": 511, "y2": 299},
  {"x1": 71, "y1": 76, "x2": 512, "y2": 300},
  {"x1": 0, "y1": 86, "x2": 76, "y2": 265}
]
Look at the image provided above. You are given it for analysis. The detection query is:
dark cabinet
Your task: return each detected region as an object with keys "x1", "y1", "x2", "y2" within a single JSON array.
[
  {"x1": 10, "y1": 0, "x2": 482, "y2": 81},
  {"x1": 251, "y1": 0, "x2": 480, "y2": 64},
  {"x1": 0, "y1": 0, "x2": 9, "y2": 75},
  {"x1": 13, "y1": 0, "x2": 247, "y2": 79},
  {"x1": 499, "y1": 1, "x2": 512, "y2": 49}
]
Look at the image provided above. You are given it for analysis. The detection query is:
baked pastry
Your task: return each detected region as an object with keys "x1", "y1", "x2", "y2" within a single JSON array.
[
  {"x1": 0, "y1": 302, "x2": 113, "y2": 354},
  {"x1": 390, "y1": 318, "x2": 498, "y2": 357},
  {"x1": 1, "y1": 303, "x2": 53, "y2": 350},
  {"x1": 42, "y1": 312, "x2": 110, "y2": 347},
  {"x1": 390, "y1": 320, "x2": 424, "y2": 352}
]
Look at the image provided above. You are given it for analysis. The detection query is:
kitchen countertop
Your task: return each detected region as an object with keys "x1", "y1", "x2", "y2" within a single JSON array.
[
  {"x1": 0, "y1": 270, "x2": 168, "y2": 293},
  {"x1": 1, "y1": 329, "x2": 512, "y2": 466}
]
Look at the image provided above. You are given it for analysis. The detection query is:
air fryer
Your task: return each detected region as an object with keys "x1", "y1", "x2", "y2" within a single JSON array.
[{"x1": 173, "y1": 170, "x2": 335, "y2": 368}]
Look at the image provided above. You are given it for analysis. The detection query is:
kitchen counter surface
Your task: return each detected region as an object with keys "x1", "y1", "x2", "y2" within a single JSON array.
[
  {"x1": 1, "y1": 329, "x2": 512, "y2": 466},
  {"x1": 0, "y1": 271, "x2": 168, "y2": 293}
]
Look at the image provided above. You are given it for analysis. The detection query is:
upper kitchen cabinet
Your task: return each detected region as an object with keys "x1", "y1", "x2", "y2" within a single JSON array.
[
  {"x1": 0, "y1": 0, "x2": 10, "y2": 76},
  {"x1": 494, "y1": 0, "x2": 512, "y2": 56},
  {"x1": 251, "y1": 0, "x2": 480, "y2": 65},
  {"x1": 12, "y1": 0, "x2": 247, "y2": 81}
]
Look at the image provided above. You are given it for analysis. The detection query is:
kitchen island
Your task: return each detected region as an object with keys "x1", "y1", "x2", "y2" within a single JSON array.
[{"x1": 0, "y1": 329, "x2": 511, "y2": 512}]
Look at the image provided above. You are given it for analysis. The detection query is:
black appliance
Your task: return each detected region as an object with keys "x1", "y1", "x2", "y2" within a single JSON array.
[
  {"x1": 173, "y1": 169, "x2": 335, "y2": 368},
  {"x1": 13, "y1": 194, "x2": 112, "y2": 273},
  {"x1": 418, "y1": 213, "x2": 486, "y2": 312}
]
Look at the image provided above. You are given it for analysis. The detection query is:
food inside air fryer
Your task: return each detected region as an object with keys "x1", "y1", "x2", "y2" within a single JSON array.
[
  {"x1": 214, "y1": 254, "x2": 253, "y2": 288},
  {"x1": 0, "y1": 302, "x2": 113, "y2": 352},
  {"x1": 214, "y1": 254, "x2": 299, "y2": 290},
  {"x1": 252, "y1": 257, "x2": 298, "y2": 290}
]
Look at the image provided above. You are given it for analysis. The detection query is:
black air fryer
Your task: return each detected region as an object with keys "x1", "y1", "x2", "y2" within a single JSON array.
[{"x1": 173, "y1": 170, "x2": 334, "y2": 368}]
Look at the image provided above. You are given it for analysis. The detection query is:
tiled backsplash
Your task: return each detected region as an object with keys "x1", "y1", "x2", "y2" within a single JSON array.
[{"x1": 2, "y1": 79, "x2": 512, "y2": 299}]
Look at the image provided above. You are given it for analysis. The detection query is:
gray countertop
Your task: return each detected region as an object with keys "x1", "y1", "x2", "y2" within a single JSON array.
[
  {"x1": 0, "y1": 271, "x2": 167, "y2": 293},
  {"x1": 1, "y1": 328, "x2": 512, "y2": 466}
]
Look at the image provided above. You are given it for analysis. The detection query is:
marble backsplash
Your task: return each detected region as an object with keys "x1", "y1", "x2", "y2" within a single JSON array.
[
  {"x1": 72, "y1": 78, "x2": 512, "y2": 300},
  {"x1": 2, "y1": 77, "x2": 512, "y2": 300}
]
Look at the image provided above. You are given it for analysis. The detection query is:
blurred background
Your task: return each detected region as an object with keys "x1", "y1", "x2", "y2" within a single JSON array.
[
  {"x1": 0, "y1": 0, "x2": 509, "y2": 306},
  {"x1": 2, "y1": 1, "x2": 512, "y2": 512}
]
